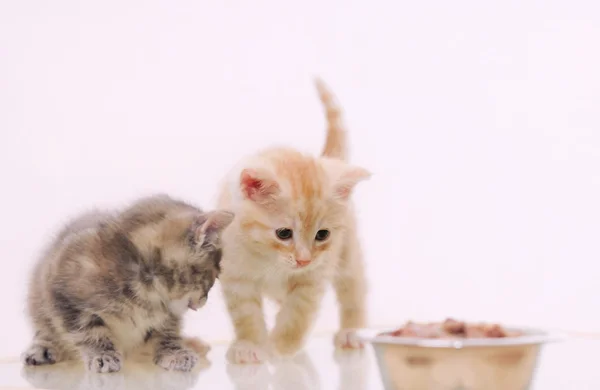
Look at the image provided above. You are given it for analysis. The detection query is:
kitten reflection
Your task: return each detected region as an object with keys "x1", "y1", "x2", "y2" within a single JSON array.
[
  {"x1": 226, "y1": 352, "x2": 320, "y2": 390},
  {"x1": 272, "y1": 352, "x2": 320, "y2": 390},
  {"x1": 226, "y1": 363, "x2": 271, "y2": 390},
  {"x1": 21, "y1": 359, "x2": 207, "y2": 390},
  {"x1": 334, "y1": 349, "x2": 369, "y2": 390}
]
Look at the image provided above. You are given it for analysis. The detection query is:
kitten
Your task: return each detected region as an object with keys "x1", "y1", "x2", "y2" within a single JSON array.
[
  {"x1": 217, "y1": 79, "x2": 370, "y2": 363},
  {"x1": 22, "y1": 194, "x2": 234, "y2": 373}
]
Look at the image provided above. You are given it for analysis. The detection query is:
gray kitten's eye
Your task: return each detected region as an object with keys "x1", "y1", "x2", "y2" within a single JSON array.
[
  {"x1": 275, "y1": 228, "x2": 293, "y2": 240},
  {"x1": 315, "y1": 229, "x2": 330, "y2": 241}
]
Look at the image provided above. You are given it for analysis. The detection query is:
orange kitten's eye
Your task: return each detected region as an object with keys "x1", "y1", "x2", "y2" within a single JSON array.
[
  {"x1": 275, "y1": 228, "x2": 293, "y2": 240},
  {"x1": 315, "y1": 229, "x2": 330, "y2": 241}
]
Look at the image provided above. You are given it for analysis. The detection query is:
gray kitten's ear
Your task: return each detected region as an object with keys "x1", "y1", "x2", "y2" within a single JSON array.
[
  {"x1": 193, "y1": 210, "x2": 235, "y2": 246},
  {"x1": 200, "y1": 210, "x2": 235, "y2": 233}
]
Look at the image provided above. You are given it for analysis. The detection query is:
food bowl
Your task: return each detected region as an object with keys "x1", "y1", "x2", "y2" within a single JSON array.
[{"x1": 357, "y1": 325, "x2": 563, "y2": 390}]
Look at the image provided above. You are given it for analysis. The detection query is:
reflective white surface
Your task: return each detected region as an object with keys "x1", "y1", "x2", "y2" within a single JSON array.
[
  {"x1": 2, "y1": 337, "x2": 378, "y2": 390},
  {"x1": 1, "y1": 335, "x2": 599, "y2": 389}
]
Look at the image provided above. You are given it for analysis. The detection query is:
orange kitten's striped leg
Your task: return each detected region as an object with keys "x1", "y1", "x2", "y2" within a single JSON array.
[
  {"x1": 334, "y1": 269, "x2": 367, "y2": 328},
  {"x1": 270, "y1": 283, "x2": 325, "y2": 358},
  {"x1": 333, "y1": 236, "x2": 367, "y2": 349},
  {"x1": 222, "y1": 278, "x2": 269, "y2": 364},
  {"x1": 333, "y1": 273, "x2": 367, "y2": 349}
]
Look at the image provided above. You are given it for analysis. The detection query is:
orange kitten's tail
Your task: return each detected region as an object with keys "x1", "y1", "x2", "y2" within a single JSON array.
[{"x1": 315, "y1": 78, "x2": 348, "y2": 161}]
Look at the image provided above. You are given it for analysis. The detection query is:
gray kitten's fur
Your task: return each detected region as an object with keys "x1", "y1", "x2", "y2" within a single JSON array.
[{"x1": 22, "y1": 194, "x2": 234, "y2": 373}]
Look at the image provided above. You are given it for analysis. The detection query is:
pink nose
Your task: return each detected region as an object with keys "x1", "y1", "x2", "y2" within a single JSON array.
[{"x1": 296, "y1": 259, "x2": 311, "y2": 267}]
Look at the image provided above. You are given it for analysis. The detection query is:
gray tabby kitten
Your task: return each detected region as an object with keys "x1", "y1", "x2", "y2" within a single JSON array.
[{"x1": 22, "y1": 194, "x2": 234, "y2": 373}]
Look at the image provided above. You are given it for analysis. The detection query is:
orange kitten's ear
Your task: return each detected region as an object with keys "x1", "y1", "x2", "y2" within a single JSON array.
[
  {"x1": 240, "y1": 168, "x2": 280, "y2": 205},
  {"x1": 194, "y1": 210, "x2": 235, "y2": 246},
  {"x1": 333, "y1": 166, "x2": 371, "y2": 200}
]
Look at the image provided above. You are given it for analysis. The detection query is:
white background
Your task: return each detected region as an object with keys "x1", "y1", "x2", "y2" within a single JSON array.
[{"x1": 1, "y1": 0, "x2": 599, "y2": 358}]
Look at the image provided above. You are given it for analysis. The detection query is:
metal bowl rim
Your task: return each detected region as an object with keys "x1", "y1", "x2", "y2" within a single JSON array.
[{"x1": 356, "y1": 326, "x2": 566, "y2": 349}]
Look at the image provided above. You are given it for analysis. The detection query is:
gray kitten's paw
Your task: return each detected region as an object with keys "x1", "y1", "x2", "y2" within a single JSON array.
[
  {"x1": 155, "y1": 348, "x2": 198, "y2": 371},
  {"x1": 22, "y1": 345, "x2": 58, "y2": 366},
  {"x1": 183, "y1": 336, "x2": 211, "y2": 357},
  {"x1": 85, "y1": 351, "x2": 123, "y2": 373}
]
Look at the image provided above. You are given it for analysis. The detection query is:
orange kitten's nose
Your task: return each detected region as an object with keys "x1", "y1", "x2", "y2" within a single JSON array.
[{"x1": 296, "y1": 259, "x2": 311, "y2": 267}]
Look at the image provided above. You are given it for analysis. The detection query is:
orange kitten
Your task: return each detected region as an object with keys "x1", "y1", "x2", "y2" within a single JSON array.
[{"x1": 217, "y1": 79, "x2": 370, "y2": 363}]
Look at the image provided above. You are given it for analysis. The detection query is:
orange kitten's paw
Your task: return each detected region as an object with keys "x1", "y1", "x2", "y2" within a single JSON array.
[
  {"x1": 155, "y1": 348, "x2": 198, "y2": 372},
  {"x1": 22, "y1": 345, "x2": 59, "y2": 366},
  {"x1": 226, "y1": 340, "x2": 268, "y2": 364},
  {"x1": 269, "y1": 334, "x2": 305, "y2": 360},
  {"x1": 334, "y1": 329, "x2": 364, "y2": 350},
  {"x1": 183, "y1": 337, "x2": 211, "y2": 357},
  {"x1": 84, "y1": 351, "x2": 123, "y2": 373}
]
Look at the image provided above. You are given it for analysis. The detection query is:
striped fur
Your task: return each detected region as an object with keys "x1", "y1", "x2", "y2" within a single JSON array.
[
  {"x1": 217, "y1": 79, "x2": 371, "y2": 363},
  {"x1": 316, "y1": 77, "x2": 348, "y2": 161},
  {"x1": 23, "y1": 194, "x2": 233, "y2": 372}
]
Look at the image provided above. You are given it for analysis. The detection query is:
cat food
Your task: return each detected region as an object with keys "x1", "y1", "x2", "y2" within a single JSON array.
[{"x1": 381, "y1": 318, "x2": 523, "y2": 339}]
